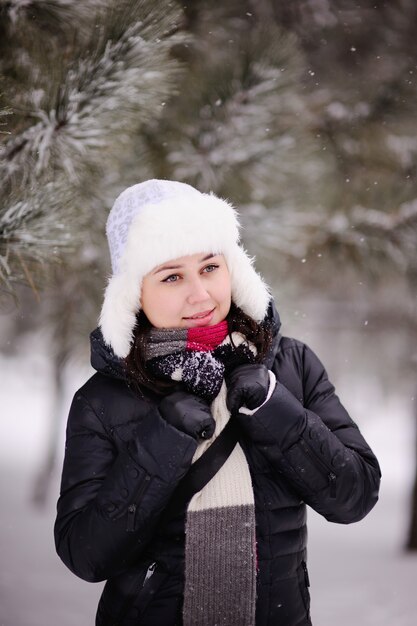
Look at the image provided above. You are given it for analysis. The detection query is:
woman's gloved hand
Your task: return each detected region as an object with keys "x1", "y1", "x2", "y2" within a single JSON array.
[
  {"x1": 226, "y1": 364, "x2": 270, "y2": 414},
  {"x1": 159, "y1": 391, "x2": 215, "y2": 441}
]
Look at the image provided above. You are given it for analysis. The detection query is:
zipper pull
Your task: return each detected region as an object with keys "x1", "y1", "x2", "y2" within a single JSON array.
[
  {"x1": 302, "y1": 561, "x2": 310, "y2": 587},
  {"x1": 328, "y1": 472, "x2": 336, "y2": 498},
  {"x1": 143, "y1": 562, "x2": 157, "y2": 585},
  {"x1": 127, "y1": 503, "x2": 137, "y2": 532}
]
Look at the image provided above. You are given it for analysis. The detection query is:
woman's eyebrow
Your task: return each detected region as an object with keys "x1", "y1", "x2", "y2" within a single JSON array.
[
  {"x1": 153, "y1": 263, "x2": 182, "y2": 274},
  {"x1": 153, "y1": 254, "x2": 216, "y2": 275}
]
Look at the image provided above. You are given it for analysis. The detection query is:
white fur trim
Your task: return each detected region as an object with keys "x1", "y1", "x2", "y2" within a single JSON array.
[
  {"x1": 225, "y1": 245, "x2": 271, "y2": 322},
  {"x1": 99, "y1": 182, "x2": 271, "y2": 357},
  {"x1": 99, "y1": 273, "x2": 139, "y2": 358}
]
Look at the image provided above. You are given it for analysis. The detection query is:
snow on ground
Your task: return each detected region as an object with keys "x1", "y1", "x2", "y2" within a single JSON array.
[{"x1": 1, "y1": 331, "x2": 417, "y2": 626}]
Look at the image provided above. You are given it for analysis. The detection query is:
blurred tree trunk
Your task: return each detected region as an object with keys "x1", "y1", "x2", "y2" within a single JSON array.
[
  {"x1": 31, "y1": 351, "x2": 66, "y2": 507},
  {"x1": 406, "y1": 395, "x2": 417, "y2": 549},
  {"x1": 405, "y1": 266, "x2": 417, "y2": 550}
]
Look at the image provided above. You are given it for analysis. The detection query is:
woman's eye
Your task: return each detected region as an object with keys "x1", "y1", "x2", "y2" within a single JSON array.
[
  {"x1": 203, "y1": 264, "x2": 219, "y2": 273},
  {"x1": 162, "y1": 274, "x2": 179, "y2": 283}
]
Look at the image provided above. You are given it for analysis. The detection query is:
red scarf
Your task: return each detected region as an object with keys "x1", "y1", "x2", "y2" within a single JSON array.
[{"x1": 186, "y1": 320, "x2": 229, "y2": 352}]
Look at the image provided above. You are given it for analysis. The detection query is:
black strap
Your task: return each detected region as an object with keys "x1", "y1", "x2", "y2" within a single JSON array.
[{"x1": 161, "y1": 418, "x2": 239, "y2": 521}]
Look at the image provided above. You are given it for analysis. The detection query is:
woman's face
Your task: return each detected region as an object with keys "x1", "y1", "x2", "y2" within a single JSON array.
[{"x1": 141, "y1": 252, "x2": 232, "y2": 329}]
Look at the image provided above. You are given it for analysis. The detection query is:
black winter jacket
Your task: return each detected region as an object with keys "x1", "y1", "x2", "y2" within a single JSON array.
[{"x1": 54, "y1": 302, "x2": 381, "y2": 626}]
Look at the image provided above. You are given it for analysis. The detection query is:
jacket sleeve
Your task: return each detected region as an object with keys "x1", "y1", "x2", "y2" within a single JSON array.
[
  {"x1": 236, "y1": 344, "x2": 381, "y2": 524},
  {"x1": 54, "y1": 391, "x2": 197, "y2": 583}
]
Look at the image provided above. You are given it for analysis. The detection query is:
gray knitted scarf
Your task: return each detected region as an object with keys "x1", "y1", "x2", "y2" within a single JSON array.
[{"x1": 145, "y1": 326, "x2": 258, "y2": 626}]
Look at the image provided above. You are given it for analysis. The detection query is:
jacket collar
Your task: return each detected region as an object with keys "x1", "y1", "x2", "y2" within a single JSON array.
[
  {"x1": 90, "y1": 326, "x2": 127, "y2": 382},
  {"x1": 262, "y1": 299, "x2": 282, "y2": 369}
]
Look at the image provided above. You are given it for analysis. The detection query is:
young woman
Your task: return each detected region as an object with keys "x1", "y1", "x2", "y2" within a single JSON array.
[{"x1": 54, "y1": 179, "x2": 381, "y2": 626}]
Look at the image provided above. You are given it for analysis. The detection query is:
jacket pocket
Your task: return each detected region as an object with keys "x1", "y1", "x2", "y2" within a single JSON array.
[
  {"x1": 297, "y1": 437, "x2": 337, "y2": 498},
  {"x1": 97, "y1": 561, "x2": 167, "y2": 626},
  {"x1": 96, "y1": 562, "x2": 151, "y2": 626},
  {"x1": 297, "y1": 560, "x2": 311, "y2": 621},
  {"x1": 116, "y1": 561, "x2": 156, "y2": 623},
  {"x1": 121, "y1": 561, "x2": 170, "y2": 623}
]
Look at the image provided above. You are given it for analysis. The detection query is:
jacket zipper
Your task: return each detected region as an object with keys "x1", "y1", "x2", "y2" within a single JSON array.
[
  {"x1": 298, "y1": 438, "x2": 337, "y2": 498},
  {"x1": 302, "y1": 560, "x2": 310, "y2": 587},
  {"x1": 143, "y1": 561, "x2": 157, "y2": 585},
  {"x1": 127, "y1": 504, "x2": 137, "y2": 532},
  {"x1": 126, "y1": 473, "x2": 151, "y2": 532},
  {"x1": 114, "y1": 561, "x2": 158, "y2": 624}
]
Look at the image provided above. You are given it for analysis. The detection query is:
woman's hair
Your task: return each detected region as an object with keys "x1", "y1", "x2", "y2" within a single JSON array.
[{"x1": 124, "y1": 302, "x2": 273, "y2": 396}]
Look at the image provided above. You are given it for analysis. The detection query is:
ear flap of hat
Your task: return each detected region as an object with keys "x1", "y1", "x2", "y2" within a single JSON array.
[
  {"x1": 225, "y1": 245, "x2": 271, "y2": 322},
  {"x1": 99, "y1": 272, "x2": 142, "y2": 358}
]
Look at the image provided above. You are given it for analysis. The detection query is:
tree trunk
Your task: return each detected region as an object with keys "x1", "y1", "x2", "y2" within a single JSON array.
[
  {"x1": 405, "y1": 388, "x2": 417, "y2": 550},
  {"x1": 31, "y1": 351, "x2": 65, "y2": 507}
]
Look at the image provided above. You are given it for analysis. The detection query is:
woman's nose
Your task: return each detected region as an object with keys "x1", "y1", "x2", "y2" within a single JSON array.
[{"x1": 187, "y1": 277, "x2": 210, "y2": 304}]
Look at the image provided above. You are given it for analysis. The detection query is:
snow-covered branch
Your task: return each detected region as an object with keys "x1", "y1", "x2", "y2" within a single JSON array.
[
  {"x1": 0, "y1": 0, "x2": 186, "y2": 296},
  {"x1": 161, "y1": 20, "x2": 314, "y2": 195},
  {"x1": 0, "y1": 178, "x2": 81, "y2": 293},
  {"x1": 1, "y1": 1, "x2": 185, "y2": 185},
  {"x1": 244, "y1": 200, "x2": 417, "y2": 274},
  {"x1": 0, "y1": 0, "x2": 107, "y2": 28}
]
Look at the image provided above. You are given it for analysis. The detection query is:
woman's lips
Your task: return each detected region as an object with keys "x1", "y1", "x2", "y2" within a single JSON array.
[
  {"x1": 185, "y1": 309, "x2": 214, "y2": 319},
  {"x1": 183, "y1": 308, "x2": 215, "y2": 325}
]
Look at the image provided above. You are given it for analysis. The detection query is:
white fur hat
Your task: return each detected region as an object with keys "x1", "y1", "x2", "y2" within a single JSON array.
[{"x1": 99, "y1": 179, "x2": 270, "y2": 357}]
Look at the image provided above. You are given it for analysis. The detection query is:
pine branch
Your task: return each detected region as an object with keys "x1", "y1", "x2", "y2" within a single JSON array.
[
  {"x1": 146, "y1": 12, "x2": 327, "y2": 213},
  {"x1": 1, "y1": 1, "x2": 185, "y2": 187},
  {"x1": 0, "y1": 0, "x2": 108, "y2": 31},
  {"x1": 244, "y1": 200, "x2": 417, "y2": 276},
  {"x1": 159, "y1": 19, "x2": 311, "y2": 197},
  {"x1": 0, "y1": 178, "x2": 81, "y2": 291},
  {"x1": 0, "y1": 0, "x2": 186, "y2": 298},
  {"x1": 0, "y1": 107, "x2": 12, "y2": 135}
]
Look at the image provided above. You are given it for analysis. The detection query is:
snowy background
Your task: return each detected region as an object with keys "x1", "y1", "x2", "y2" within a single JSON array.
[
  {"x1": 1, "y1": 1, "x2": 417, "y2": 625},
  {"x1": 1, "y1": 302, "x2": 416, "y2": 626}
]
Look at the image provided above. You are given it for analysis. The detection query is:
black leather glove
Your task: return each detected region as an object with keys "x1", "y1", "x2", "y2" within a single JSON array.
[
  {"x1": 226, "y1": 364, "x2": 270, "y2": 414},
  {"x1": 159, "y1": 391, "x2": 215, "y2": 441}
]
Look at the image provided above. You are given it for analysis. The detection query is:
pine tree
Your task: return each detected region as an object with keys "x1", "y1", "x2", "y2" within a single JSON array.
[
  {"x1": 0, "y1": 0, "x2": 188, "y2": 503},
  {"x1": 1, "y1": 0, "x2": 186, "y2": 301}
]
